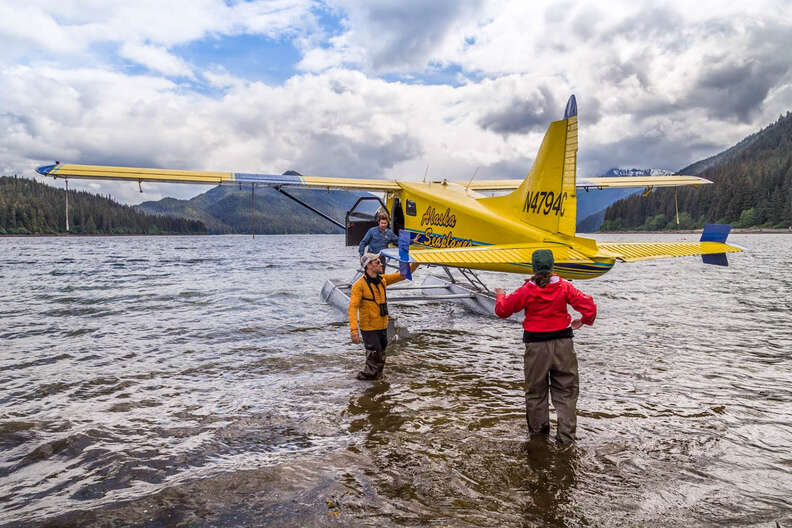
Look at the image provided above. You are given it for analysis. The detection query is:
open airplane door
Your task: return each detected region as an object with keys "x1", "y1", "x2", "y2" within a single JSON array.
[{"x1": 344, "y1": 197, "x2": 389, "y2": 247}]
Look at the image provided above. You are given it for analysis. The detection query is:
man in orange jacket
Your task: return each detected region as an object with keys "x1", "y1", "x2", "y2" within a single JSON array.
[
  {"x1": 349, "y1": 252, "x2": 418, "y2": 380},
  {"x1": 495, "y1": 249, "x2": 596, "y2": 444}
]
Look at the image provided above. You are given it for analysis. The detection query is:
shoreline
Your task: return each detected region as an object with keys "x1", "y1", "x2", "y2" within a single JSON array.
[
  {"x1": 595, "y1": 227, "x2": 792, "y2": 235},
  {"x1": 2, "y1": 228, "x2": 791, "y2": 238}
]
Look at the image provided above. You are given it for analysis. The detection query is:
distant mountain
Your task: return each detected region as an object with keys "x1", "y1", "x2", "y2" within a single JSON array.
[
  {"x1": 136, "y1": 180, "x2": 376, "y2": 235},
  {"x1": 602, "y1": 112, "x2": 792, "y2": 231},
  {"x1": 575, "y1": 168, "x2": 673, "y2": 232},
  {"x1": 0, "y1": 176, "x2": 206, "y2": 235},
  {"x1": 577, "y1": 209, "x2": 607, "y2": 233}
]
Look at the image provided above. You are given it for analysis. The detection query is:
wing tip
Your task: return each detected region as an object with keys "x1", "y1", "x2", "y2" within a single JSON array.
[{"x1": 36, "y1": 163, "x2": 58, "y2": 176}]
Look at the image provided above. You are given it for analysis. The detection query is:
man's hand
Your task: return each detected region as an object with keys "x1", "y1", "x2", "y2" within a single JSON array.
[
  {"x1": 494, "y1": 288, "x2": 506, "y2": 296},
  {"x1": 571, "y1": 318, "x2": 583, "y2": 330},
  {"x1": 410, "y1": 262, "x2": 419, "y2": 272},
  {"x1": 351, "y1": 332, "x2": 361, "y2": 344}
]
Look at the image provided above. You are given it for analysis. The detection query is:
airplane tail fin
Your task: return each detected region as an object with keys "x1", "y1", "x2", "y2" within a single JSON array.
[{"x1": 480, "y1": 95, "x2": 578, "y2": 237}]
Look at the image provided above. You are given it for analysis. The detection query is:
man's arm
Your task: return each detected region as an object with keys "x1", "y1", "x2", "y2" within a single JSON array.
[
  {"x1": 382, "y1": 263, "x2": 418, "y2": 286},
  {"x1": 348, "y1": 281, "x2": 363, "y2": 343},
  {"x1": 358, "y1": 229, "x2": 372, "y2": 255}
]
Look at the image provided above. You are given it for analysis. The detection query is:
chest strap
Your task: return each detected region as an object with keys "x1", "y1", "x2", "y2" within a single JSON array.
[{"x1": 362, "y1": 276, "x2": 386, "y2": 304}]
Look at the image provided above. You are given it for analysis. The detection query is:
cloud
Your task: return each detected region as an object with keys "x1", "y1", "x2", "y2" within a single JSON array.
[
  {"x1": 478, "y1": 86, "x2": 559, "y2": 135},
  {"x1": 293, "y1": 132, "x2": 422, "y2": 176},
  {"x1": 0, "y1": 1, "x2": 316, "y2": 67},
  {"x1": 119, "y1": 42, "x2": 195, "y2": 78},
  {"x1": 1, "y1": 0, "x2": 791, "y2": 208},
  {"x1": 299, "y1": 0, "x2": 485, "y2": 73}
]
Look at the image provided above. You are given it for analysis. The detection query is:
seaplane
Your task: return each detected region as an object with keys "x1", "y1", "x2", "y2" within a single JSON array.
[{"x1": 36, "y1": 95, "x2": 742, "y2": 337}]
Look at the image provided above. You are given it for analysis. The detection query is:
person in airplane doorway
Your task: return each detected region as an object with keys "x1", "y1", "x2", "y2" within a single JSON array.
[
  {"x1": 494, "y1": 249, "x2": 597, "y2": 444},
  {"x1": 349, "y1": 252, "x2": 419, "y2": 381},
  {"x1": 358, "y1": 213, "x2": 398, "y2": 271}
]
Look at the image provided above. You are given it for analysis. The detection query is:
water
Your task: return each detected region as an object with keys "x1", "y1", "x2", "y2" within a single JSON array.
[{"x1": 1, "y1": 234, "x2": 790, "y2": 527}]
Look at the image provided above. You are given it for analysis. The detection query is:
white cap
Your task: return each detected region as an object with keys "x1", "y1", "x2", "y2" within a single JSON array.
[{"x1": 360, "y1": 252, "x2": 381, "y2": 268}]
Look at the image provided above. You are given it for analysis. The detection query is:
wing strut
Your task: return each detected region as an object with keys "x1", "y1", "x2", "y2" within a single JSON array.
[
  {"x1": 274, "y1": 186, "x2": 345, "y2": 229},
  {"x1": 65, "y1": 179, "x2": 70, "y2": 232},
  {"x1": 251, "y1": 184, "x2": 255, "y2": 238}
]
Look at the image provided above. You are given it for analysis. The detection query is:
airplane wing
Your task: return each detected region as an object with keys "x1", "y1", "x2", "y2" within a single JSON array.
[
  {"x1": 462, "y1": 174, "x2": 711, "y2": 191},
  {"x1": 37, "y1": 163, "x2": 710, "y2": 193},
  {"x1": 383, "y1": 242, "x2": 596, "y2": 267},
  {"x1": 597, "y1": 241, "x2": 743, "y2": 262},
  {"x1": 35, "y1": 163, "x2": 401, "y2": 192},
  {"x1": 576, "y1": 175, "x2": 711, "y2": 189}
]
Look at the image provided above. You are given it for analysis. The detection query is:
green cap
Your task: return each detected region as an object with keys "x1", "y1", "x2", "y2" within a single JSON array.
[{"x1": 532, "y1": 249, "x2": 554, "y2": 274}]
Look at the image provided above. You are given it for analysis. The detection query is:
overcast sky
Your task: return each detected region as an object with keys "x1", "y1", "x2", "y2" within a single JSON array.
[{"x1": 2, "y1": 0, "x2": 791, "y2": 204}]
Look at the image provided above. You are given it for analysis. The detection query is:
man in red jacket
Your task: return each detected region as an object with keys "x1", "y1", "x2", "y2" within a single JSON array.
[{"x1": 494, "y1": 249, "x2": 597, "y2": 444}]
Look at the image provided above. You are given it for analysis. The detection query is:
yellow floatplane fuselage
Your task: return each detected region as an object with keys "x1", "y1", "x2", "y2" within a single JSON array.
[{"x1": 385, "y1": 180, "x2": 614, "y2": 279}]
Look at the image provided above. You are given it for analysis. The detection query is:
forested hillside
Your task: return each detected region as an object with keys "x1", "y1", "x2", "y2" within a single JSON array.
[
  {"x1": 601, "y1": 112, "x2": 792, "y2": 230},
  {"x1": 0, "y1": 176, "x2": 206, "y2": 235}
]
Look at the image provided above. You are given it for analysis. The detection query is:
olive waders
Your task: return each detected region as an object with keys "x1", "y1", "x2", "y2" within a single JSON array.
[{"x1": 523, "y1": 337, "x2": 579, "y2": 444}]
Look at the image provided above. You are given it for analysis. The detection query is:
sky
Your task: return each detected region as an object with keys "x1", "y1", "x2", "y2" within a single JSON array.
[{"x1": 2, "y1": 0, "x2": 791, "y2": 204}]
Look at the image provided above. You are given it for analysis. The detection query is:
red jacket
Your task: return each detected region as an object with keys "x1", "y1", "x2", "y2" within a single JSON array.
[{"x1": 495, "y1": 275, "x2": 596, "y2": 332}]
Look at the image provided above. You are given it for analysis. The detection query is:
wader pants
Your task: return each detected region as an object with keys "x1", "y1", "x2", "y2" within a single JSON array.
[
  {"x1": 359, "y1": 329, "x2": 388, "y2": 379},
  {"x1": 523, "y1": 337, "x2": 579, "y2": 444}
]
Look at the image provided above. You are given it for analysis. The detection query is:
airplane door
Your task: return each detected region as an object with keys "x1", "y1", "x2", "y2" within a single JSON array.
[
  {"x1": 345, "y1": 196, "x2": 389, "y2": 247},
  {"x1": 392, "y1": 198, "x2": 404, "y2": 236}
]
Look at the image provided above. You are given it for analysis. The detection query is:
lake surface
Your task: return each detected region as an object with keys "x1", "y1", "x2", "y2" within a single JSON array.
[{"x1": 1, "y1": 234, "x2": 790, "y2": 527}]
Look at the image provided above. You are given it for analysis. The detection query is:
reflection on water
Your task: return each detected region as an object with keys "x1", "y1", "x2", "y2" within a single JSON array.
[{"x1": 0, "y1": 234, "x2": 791, "y2": 527}]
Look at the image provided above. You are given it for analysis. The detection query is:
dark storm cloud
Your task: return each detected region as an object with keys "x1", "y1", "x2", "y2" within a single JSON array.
[
  {"x1": 598, "y1": 52, "x2": 652, "y2": 89},
  {"x1": 580, "y1": 131, "x2": 723, "y2": 176},
  {"x1": 590, "y1": 8, "x2": 684, "y2": 95},
  {"x1": 685, "y1": 23, "x2": 792, "y2": 123},
  {"x1": 597, "y1": 7, "x2": 685, "y2": 46},
  {"x1": 578, "y1": 95, "x2": 603, "y2": 125},
  {"x1": 600, "y1": 17, "x2": 791, "y2": 125},
  {"x1": 476, "y1": 156, "x2": 535, "y2": 181},
  {"x1": 293, "y1": 131, "x2": 422, "y2": 177},
  {"x1": 690, "y1": 60, "x2": 782, "y2": 123},
  {"x1": 479, "y1": 89, "x2": 603, "y2": 135},
  {"x1": 570, "y1": 6, "x2": 602, "y2": 43},
  {"x1": 355, "y1": 0, "x2": 484, "y2": 71},
  {"x1": 478, "y1": 87, "x2": 558, "y2": 135}
]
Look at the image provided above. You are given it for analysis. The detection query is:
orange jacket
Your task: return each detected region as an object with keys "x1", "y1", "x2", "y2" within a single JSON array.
[{"x1": 348, "y1": 271, "x2": 406, "y2": 334}]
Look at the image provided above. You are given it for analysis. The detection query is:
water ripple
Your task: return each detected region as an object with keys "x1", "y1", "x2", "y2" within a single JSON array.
[{"x1": 0, "y1": 234, "x2": 790, "y2": 526}]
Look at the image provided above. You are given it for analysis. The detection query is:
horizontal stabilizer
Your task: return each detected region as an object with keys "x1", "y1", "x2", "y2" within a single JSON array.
[
  {"x1": 598, "y1": 236, "x2": 742, "y2": 263},
  {"x1": 385, "y1": 243, "x2": 594, "y2": 269},
  {"x1": 464, "y1": 174, "x2": 712, "y2": 192}
]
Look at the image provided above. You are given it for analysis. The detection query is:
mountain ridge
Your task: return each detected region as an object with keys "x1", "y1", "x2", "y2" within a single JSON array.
[
  {"x1": 602, "y1": 111, "x2": 792, "y2": 231},
  {"x1": 0, "y1": 176, "x2": 207, "y2": 235}
]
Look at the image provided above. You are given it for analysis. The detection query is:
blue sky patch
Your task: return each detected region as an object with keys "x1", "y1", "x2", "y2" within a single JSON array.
[{"x1": 175, "y1": 34, "x2": 302, "y2": 85}]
